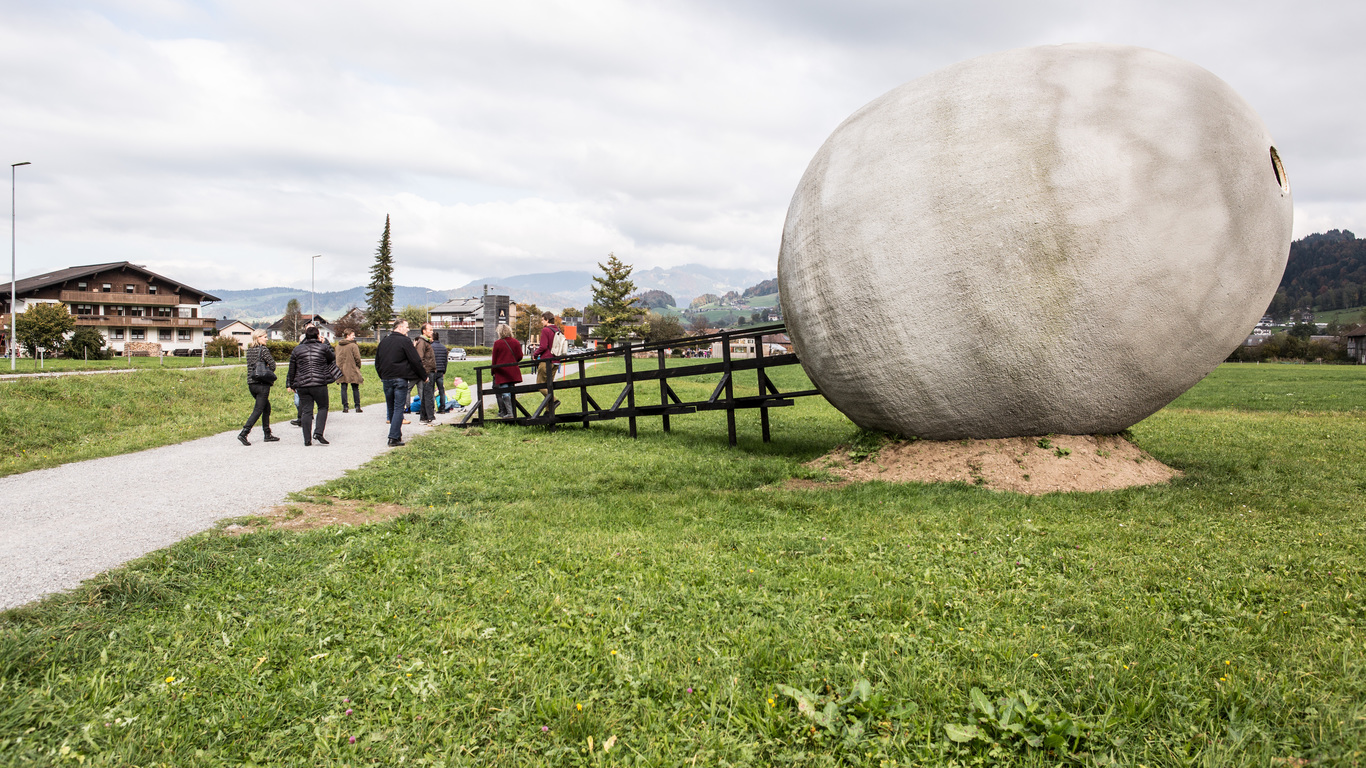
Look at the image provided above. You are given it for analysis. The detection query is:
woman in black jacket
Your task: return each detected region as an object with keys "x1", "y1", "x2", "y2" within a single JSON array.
[
  {"x1": 239, "y1": 329, "x2": 281, "y2": 446},
  {"x1": 286, "y1": 326, "x2": 338, "y2": 446}
]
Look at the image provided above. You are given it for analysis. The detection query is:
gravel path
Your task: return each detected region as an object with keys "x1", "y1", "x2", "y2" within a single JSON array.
[{"x1": 0, "y1": 402, "x2": 455, "y2": 611}]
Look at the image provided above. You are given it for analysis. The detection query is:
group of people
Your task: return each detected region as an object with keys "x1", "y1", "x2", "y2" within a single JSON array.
[{"x1": 236, "y1": 316, "x2": 551, "y2": 447}]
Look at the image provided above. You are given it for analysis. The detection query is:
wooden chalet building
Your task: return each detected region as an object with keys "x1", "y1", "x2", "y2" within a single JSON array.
[{"x1": 1, "y1": 262, "x2": 219, "y2": 356}]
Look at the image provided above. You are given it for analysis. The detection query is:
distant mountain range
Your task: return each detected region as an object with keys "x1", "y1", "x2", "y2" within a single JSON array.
[{"x1": 209, "y1": 263, "x2": 775, "y2": 322}]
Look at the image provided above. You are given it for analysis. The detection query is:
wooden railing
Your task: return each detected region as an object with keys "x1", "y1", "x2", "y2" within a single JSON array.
[
  {"x1": 74, "y1": 316, "x2": 214, "y2": 328},
  {"x1": 60, "y1": 290, "x2": 181, "y2": 306},
  {"x1": 460, "y1": 324, "x2": 820, "y2": 446}
]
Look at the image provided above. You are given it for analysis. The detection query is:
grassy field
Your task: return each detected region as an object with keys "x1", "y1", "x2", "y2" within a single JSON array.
[
  {"x1": 0, "y1": 362, "x2": 486, "y2": 477},
  {"x1": 2, "y1": 364, "x2": 1365, "y2": 765},
  {"x1": 0, "y1": 355, "x2": 249, "y2": 374}
]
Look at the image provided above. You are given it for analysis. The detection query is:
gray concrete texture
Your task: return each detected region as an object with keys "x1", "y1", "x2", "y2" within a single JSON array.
[
  {"x1": 778, "y1": 43, "x2": 1293, "y2": 439},
  {"x1": 0, "y1": 403, "x2": 456, "y2": 611}
]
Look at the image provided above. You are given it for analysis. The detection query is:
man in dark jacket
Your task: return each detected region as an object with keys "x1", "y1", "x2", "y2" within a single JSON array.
[
  {"x1": 286, "y1": 326, "x2": 337, "y2": 446},
  {"x1": 375, "y1": 318, "x2": 427, "y2": 446},
  {"x1": 414, "y1": 323, "x2": 437, "y2": 423},
  {"x1": 431, "y1": 331, "x2": 449, "y2": 413}
]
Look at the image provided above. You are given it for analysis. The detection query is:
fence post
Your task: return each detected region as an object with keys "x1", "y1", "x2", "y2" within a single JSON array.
[
  {"x1": 578, "y1": 357, "x2": 589, "y2": 429},
  {"x1": 475, "y1": 367, "x2": 485, "y2": 425},
  {"x1": 546, "y1": 355, "x2": 558, "y2": 432},
  {"x1": 721, "y1": 330, "x2": 736, "y2": 447},
  {"x1": 658, "y1": 347, "x2": 670, "y2": 433},
  {"x1": 624, "y1": 341, "x2": 637, "y2": 438},
  {"x1": 753, "y1": 331, "x2": 771, "y2": 442}
]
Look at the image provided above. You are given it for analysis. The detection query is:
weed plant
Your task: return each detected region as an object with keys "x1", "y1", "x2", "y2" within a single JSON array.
[{"x1": 1, "y1": 365, "x2": 1365, "y2": 765}]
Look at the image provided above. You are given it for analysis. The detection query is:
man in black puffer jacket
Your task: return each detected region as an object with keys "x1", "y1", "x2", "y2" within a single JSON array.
[{"x1": 286, "y1": 326, "x2": 337, "y2": 446}]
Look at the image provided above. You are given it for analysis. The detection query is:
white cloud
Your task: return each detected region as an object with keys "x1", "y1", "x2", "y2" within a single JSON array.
[{"x1": 3, "y1": 0, "x2": 1364, "y2": 295}]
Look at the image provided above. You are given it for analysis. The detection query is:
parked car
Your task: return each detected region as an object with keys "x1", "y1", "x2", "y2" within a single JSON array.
[{"x1": 450, "y1": 347, "x2": 467, "y2": 361}]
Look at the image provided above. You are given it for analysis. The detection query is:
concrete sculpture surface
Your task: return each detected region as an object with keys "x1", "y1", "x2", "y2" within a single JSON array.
[{"x1": 778, "y1": 43, "x2": 1293, "y2": 439}]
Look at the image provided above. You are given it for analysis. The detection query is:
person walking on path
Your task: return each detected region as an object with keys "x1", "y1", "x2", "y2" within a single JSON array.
[
  {"x1": 431, "y1": 331, "x2": 450, "y2": 413},
  {"x1": 533, "y1": 310, "x2": 561, "y2": 405},
  {"x1": 491, "y1": 323, "x2": 523, "y2": 418},
  {"x1": 238, "y1": 329, "x2": 281, "y2": 446},
  {"x1": 375, "y1": 318, "x2": 427, "y2": 447},
  {"x1": 414, "y1": 323, "x2": 438, "y2": 423},
  {"x1": 286, "y1": 326, "x2": 337, "y2": 446},
  {"x1": 336, "y1": 330, "x2": 364, "y2": 413}
]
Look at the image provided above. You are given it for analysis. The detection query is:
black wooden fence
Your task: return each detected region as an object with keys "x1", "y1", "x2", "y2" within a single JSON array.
[{"x1": 459, "y1": 323, "x2": 821, "y2": 446}]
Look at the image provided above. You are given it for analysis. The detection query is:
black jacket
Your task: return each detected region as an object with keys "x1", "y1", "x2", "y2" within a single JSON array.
[
  {"x1": 286, "y1": 338, "x2": 337, "y2": 389},
  {"x1": 432, "y1": 341, "x2": 449, "y2": 374},
  {"x1": 375, "y1": 332, "x2": 426, "y2": 381}
]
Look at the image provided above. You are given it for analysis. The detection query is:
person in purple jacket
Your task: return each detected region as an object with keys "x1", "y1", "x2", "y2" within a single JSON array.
[{"x1": 533, "y1": 310, "x2": 560, "y2": 406}]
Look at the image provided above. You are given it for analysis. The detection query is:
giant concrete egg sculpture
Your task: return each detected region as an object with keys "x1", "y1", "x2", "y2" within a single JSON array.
[{"x1": 778, "y1": 43, "x2": 1292, "y2": 439}]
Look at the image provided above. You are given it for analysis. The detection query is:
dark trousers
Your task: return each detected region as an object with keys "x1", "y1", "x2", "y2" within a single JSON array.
[
  {"x1": 433, "y1": 371, "x2": 447, "y2": 411},
  {"x1": 242, "y1": 384, "x2": 272, "y2": 434},
  {"x1": 339, "y1": 382, "x2": 360, "y2": 409},
  {"x1": 495, "y1": 381, "x2": 516, "y2": 417},
  {"x1": 297, "y1": 385, "x2": 329, "y2": 442},
  {"x1": 383, "y1": 378, "x2": 411, "y2": 441},
  {"x1": 420, "y1": 373, "x2": 436, "y2": 421}
]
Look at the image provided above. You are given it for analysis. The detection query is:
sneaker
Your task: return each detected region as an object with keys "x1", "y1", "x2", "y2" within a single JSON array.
[
  {"x1": 343, "y1": 407, "x2": 350, "y2": 413},
  {"x1": 290, "y1": 419, "x2": 301, "y2": 427},
  {"x1": 263, "y1": 434, "x2": 281, "y2": 442},
  {"x1": 355, "y1": 407, "x2": 363, "y2": 414},
  {"x1": 314, "y1": 436, "x2": 330, "y2": 445},
  {"x1": 387, "y1": 438, "x2": 405, "y2": 447},
  {"x1": 237, "y1": 433, "x2": 250, "y2": 446}
]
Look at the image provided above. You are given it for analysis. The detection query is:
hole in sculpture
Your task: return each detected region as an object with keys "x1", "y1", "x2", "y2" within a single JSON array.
[{"x1": 1270, "y1": 147, "x2": 1289, "y2": 196}]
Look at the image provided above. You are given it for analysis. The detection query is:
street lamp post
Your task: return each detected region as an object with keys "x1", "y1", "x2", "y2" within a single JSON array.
[
  {"x1": 311, "y1": 254, "x2": 322, "y2": 322},
  {"x1": 10, "y1": 161, "x2": 31, "y2": 371},
  {"x1": 426, "y1": 289, "x2": 432, "y2": 325}
]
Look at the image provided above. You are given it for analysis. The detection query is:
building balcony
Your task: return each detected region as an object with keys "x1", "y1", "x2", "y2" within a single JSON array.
[
  {"x1": 73, "y1": 316, "x2": 215, "y2": 329},
  {"x1": 60, "y1": 290, "x2": 181, "y2": 306}
]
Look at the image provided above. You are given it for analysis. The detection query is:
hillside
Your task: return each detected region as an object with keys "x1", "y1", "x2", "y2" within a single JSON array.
[
  {"x1": 211, "y1": 263, "x2": 776, "y2": 322},
  {"x1": 1269, "y1": 230, "x2": 1366, "y2": 317}
]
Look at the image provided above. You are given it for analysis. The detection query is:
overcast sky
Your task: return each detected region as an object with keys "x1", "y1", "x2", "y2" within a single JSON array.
[{"x1": 2, "y1": 0, "x2": 1362, "y2": 292}]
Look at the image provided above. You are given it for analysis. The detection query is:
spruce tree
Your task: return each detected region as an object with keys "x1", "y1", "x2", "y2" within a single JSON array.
[
  {"x1": 590, "y1": 253, "x2": 645, "y2": 345},
  {"x1": 365, "y1": 215, "x2": 395, "y2": 334}
]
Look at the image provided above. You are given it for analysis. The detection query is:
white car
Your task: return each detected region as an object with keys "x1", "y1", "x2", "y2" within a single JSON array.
[{"x1": 449, "y1": 347, "x2": 467, "y2": 361}]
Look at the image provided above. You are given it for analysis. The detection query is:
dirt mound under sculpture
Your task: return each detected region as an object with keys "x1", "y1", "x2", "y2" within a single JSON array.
[{"x1": 778, "y1": 43, "x2": 1292, "y2": 439}]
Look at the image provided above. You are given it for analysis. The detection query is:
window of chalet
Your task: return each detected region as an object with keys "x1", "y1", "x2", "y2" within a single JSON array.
[
  {"x1": 129, "y1": 307, "x2": 144, "y2": 317},
  {"x1": 178, "y1": 307, "x2": 192, "y2": 318},
  {"x1": 154, "y1": 307, "x2": 172, "y2": 317},
  {"x1": 102, "y1": 283, "x2": 112, "y2": 292},
  {"x1": 177, "y1": 329, "x2": 191, "y2": 341},
  {"x1": 159, "y1": 329, "x2": 172, "y2": 341},
  {"x1": 77, "y1": 281, "x2": 88, "y2": 291},
  {"x1": 74, "y1": 304, "x2": 95, "y2": 315},
  {"x1": 111, "y1": 329, "x2": 124, "y2": 340},
  {"x1": 148, "y1": 285, "x2": 158, "y2": 295},
  {"x1": 125, "y1": 284, "x2": 136, "y2": 294},
  {"x1": 130, "y1": 330, "x2": 144, "y2": 340}
]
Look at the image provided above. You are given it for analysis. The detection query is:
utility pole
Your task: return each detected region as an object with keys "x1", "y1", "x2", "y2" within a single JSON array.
[{"x1": 10, "y1": 161, "x2": 31, "y2": 371}]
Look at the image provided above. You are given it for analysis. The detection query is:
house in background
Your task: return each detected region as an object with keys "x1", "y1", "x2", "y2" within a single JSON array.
[
  {"x1": 0, "y1": 261, "x2": 218, "y2": 355},
  {"x1": 430, "y1": 293, "x2": 512, "y2": 347},
  {"x1": 1345, "y1": 325, "x2": 1366, "y2": 364},
  {"x1": 210, "y1": 319, "x2": 256, "y2": 349},
  {"x1": 266, "y1": 313, "x2": 335, "y2": 343}
]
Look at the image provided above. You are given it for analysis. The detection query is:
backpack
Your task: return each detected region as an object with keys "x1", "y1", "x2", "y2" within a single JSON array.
[{"x1": 550, "y1": 329, "x2": 569, "y2": 357}]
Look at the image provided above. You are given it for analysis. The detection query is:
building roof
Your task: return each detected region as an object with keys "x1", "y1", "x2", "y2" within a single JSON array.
[
  {"x1": 1342, "y1": 324, "x2": 1366, "y2": 337},
  {"x1": 13, "y1": 261, "x2": 221, "y2": 302},
  {"x1": 430, "y1": 297, "x2": 483, "y2": 316},
  {"x1": 216, "y1": 318, "x2": 253, "y2": 331},
  {"x1": 266, "y1": 313, "x2": 332, "y2": 331}
]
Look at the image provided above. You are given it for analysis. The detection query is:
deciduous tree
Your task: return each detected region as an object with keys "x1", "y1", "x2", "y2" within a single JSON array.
[
  {"x1": 280, "y1": 299, "x2": 306, "y2": 340},
  {"x1": 399, "y1": 304, "x2": 429, "y2": 328},
  {"x1": 16, "y1": 302, "x2": 75, "y2": 356},
  {"x1": 62, "y1": 327, "x2": 109, "y2": 359}
]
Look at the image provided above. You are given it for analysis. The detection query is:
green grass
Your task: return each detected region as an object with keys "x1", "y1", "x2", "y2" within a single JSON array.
[
  {"x1": 0, "y1": 355, "x2": 249, "y2": 374},
  {"x1": 2, "y1": 365, "x2": 1365, "y2": 765}
]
